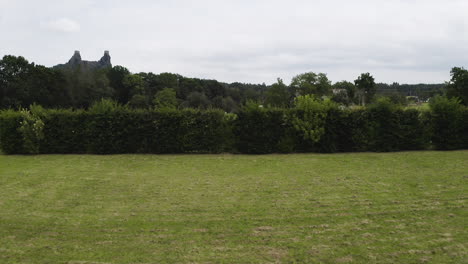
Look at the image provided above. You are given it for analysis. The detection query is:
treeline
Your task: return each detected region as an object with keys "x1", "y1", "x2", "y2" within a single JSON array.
[
  {"x1": 2, "y1": 55, "x2": 466, "y2": 111},
  {"x1": 1, "y1": 96, "x2": 467, "y2": 154},
  {"x1": 0, "y1": 55, "x2": 267, "y2": 111},
  {"x1": 376, "y1": 83, "x2": 445, "y2": 102}
]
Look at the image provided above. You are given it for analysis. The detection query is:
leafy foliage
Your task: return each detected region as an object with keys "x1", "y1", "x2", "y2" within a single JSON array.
[
  {"x1": 446, "y1": 67, "x2": 468, "y2": 105},
  {"x1": 153, "y1": 88, "x2": 178, "y2": 109},
  {"x1": 355, "y1": 73, "x2": 377, "y2": 105},
  {"x1": 292, "y1": 95, "x2": 337, "y2": 143},
  {"x1": 291, "y1": 72, "x2": 332, "y2": 97},
  {"x1": 18, "y1": 106, "x2": 45, "y2": 154},
  {"x1": 264, "y1": 78, "x2": 292, "y2": 107}
]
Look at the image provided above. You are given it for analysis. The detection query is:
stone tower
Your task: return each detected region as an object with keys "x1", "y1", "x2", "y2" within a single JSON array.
[
  {"x1": 99, "y1": 50, "x2": 111, "y2": 66},
  {"x1": 55, "y1": 50, "x2": 112, "y2": 69},
  {"x1": 68, "y1": 50, "x2": 82, "y2": 64}
]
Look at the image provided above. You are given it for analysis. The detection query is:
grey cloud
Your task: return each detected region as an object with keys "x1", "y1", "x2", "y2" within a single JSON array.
[
  {"x1": 41, "y1": 18, "x2": 80, "y2": 33},
  {"x1": 0, "y1": 0, "x2": 467, "y2": 84}
]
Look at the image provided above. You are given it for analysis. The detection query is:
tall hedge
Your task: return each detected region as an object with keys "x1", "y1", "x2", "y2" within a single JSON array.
[
  {"x1": 428, "y1": 96, "x2": 467, "y2": 150},
  {"x1": 0, "y1": 108, "x2": 231, "y2": 154},
  {"x1": 40, "y1": 109, "x2": 88, "y2": 153},
  {"x1": 0, "y1": 110, "x2": 24, "y2": 154},
  {"x1": 366, "y1": 99, "x2": 427, "y2": 152},
  {"x1": 234, "y1": 108, "x2": 291, "y2": 154},
  {"x1": 0, "y1": 100, "x2": 466, "y2": 154}
]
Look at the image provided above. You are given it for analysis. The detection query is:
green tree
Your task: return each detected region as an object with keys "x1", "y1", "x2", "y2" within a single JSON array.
[
  {"x1": 179, "y1": 78, "x2": 203, "y2": 100},
  {"x1": 212, "y1": 96, "x2": 238, "y2": 113},
  {"x1": 291, "y1": 72, "x2": 332, "y2": 97},
  {"x1": 182, "y1": 92, "x2": 211, "y2": 109},
  {"x1": 153, "y1": 88, "x2": 178, "y2": 109},
  {"x1": 332, "y1": 81, "x2": 356, "y2": 105},
  {"x1": 221, "y1": 96, "x2": 238, "y2": 113},
  {"x1": 446, "y1": 67, "x2": 468, "y2": 105},
  {"x1": 265, "y1": 78, "x2": 292, "y2": 107},
  {"x1": 121, "y1": 73, "x2": 148, "y2": 109},
  {"x1": 354, "y1": 73, "x2": 376, "y2": 105},
  {"x1": 292, "y1": 95, "x2": 337, "y2": 143},
  {"x1": 59, "y1": 66, "x2": 114, "y2": 108},
  {"x1": 128, "y1": 94, "x2": 149, "y2": 108},
  {"x1": 123, "y1": 74, "x2": 145, "y2": 97},
  {"x1": 0, "y1": 55, "x2": 69, "y2": 108},
  {"x1": 107, "y1": 66, "x2": 131, "y2": 104},
  {"x1": 0, "y1": 55, "x2": 34, "y2": 108}
]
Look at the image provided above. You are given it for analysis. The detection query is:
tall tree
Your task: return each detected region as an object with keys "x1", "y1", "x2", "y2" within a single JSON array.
[
  {"x1": 0, "y1": 55, "x2": 69, "y2": 108},
  {"x1": 291, "y1": 72, "x2": 332, "y2": 97},
  {"x1": 446, "y1": 67, "x2": 468, "y2": 105},
  {"x1": 332, "y1": 81, "x2": 356, "y2": 105},
  {"x1": 265, "y1": 78, "x2": 292, "y2": 107},
  {"x1": 182, "y1": 91, "x2": 211, "y2": 109},
  {"x1": 124, "y1": 74, "x2": 148, "y2": 108},
  {"x1": 153, "y1": 88, "x2": 178, "y2": 109},
  {"x1": 107, "y1": 66, "x2": 130, "y2": 104},
  {"x1": 354, "y1": 73, "x2": 376, "y2": 105},
  {"x1": 0, "y1": 55, "x2": 33, "y2": 108}
]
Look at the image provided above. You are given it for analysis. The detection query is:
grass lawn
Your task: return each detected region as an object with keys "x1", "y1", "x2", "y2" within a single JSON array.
[{"x1": 0, "y1": 152, "x2": 467, "y2": 263}]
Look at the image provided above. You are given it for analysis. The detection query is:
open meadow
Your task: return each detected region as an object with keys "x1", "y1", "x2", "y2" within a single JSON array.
[{"x1": 0, "y1": 151, "x2": 467, "y2": 263}]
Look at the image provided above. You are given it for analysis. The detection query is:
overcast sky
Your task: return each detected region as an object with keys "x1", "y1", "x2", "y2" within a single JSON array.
[{"x1": 1, "y1": 0, "x2": 467, "y2": 85}]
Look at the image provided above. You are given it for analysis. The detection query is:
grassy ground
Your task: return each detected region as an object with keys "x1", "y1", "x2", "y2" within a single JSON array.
[
  {"x1": 0, "y1": 152, "x2": 467, "y2": 263},
  {"x1": 405, "y1": 102, "x2": 430, "y2": 111}
]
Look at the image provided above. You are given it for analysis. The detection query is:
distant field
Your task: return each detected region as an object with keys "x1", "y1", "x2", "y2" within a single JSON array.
[
  {"x1": 0, "y1": 152, "x2": 467, "y2": 263},
  {"x1": 405, "y1": 102, "x2": 430, "y2": 110}
]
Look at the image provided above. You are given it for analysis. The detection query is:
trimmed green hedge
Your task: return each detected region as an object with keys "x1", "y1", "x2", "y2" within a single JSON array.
[
  {"x1": 426, "y1": 96, "x2": 468, "y2": 150},
  {"x1": 234, "y1": 108, "x2": 291, "y2": 154},
  {"x1": 1, "y1": 108, "x2": 231, "y2": 154},
  {"x1": 1, "y1": 102, "x2": 466, "y2": 154},
  {"x1": 0, "y1": 110, "x2": 24, "y2": 154}
]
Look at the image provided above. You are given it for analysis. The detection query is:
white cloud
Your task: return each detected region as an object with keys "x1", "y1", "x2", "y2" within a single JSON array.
[{"x1": 41, "y1": 18, "x2": 80, "y2": 33}]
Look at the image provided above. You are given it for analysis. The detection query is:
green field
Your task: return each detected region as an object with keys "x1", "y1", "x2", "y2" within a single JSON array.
[{"x1": 0, "y1": 152, "x2": 467, "y2": 263}]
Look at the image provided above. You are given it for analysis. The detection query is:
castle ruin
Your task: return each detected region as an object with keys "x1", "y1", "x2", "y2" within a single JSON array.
[{"x1": 54, "y1": 50, "x2": 112, "y2": 70}]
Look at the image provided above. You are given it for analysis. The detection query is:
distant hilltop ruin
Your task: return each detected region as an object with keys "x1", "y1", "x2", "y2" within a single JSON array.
[{"x1": 54, "y1": 50, "x2": 112, "y2": 70}]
